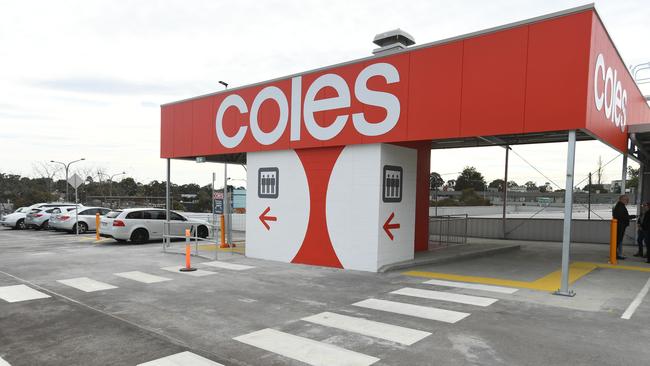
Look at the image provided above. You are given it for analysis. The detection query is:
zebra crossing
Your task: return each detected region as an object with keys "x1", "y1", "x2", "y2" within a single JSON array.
[
  {"x1": 0, "y1": 260, "x2": 255, "y2": 304},
  {"x1": 233, "y1": 280, "x2": 517, "y2": 365}
]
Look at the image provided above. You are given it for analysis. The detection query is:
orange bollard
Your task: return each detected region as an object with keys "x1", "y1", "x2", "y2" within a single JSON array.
[
  {"x1": 180, "y1": 228, "x2": 197, "y2": 272},
  {"x1": 610, "y1": 219, "x2": 618, "y2": 265},
  {"x1": 95, "y1": 213, "x2": 100, "y2": 241},
  {"x1": 219, "y1": 214, "x2": 229, "y2": 248}
]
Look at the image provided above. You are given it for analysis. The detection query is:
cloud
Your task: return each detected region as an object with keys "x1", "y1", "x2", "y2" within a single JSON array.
[{"x1": 29, "y1": 77, "x2": 181, "y2": 96}]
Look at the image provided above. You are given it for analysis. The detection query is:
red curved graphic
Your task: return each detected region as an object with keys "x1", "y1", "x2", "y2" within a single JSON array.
[{"x1": 292, "y1": 147, "x2": 344, "y2": 268}]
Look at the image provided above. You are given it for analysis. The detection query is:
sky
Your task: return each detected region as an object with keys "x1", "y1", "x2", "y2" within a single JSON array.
[{"x1": 1, "y1": 0, "x2": 649, "y2": 189}]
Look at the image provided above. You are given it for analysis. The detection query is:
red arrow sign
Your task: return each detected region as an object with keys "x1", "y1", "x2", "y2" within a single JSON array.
[
  {"x1": 383, "y1": 212, "x2": 400, "y2": 240},
  {"x1": 259, "y1": 206, "x2": 277, "y2": 230}
]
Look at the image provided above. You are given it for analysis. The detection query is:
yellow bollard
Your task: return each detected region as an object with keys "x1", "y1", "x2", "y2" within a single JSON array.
[
  {"x1": 95, "y1": 213, "x2": 100, "y2": 241},
  {"x1": 610, "y1": 219, "x2": 618, "y2": 265}
]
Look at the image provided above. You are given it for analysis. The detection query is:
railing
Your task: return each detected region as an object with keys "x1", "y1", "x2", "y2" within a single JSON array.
[
  {"x1": 428, "y1": 214, "x2": 468, "y2": 249},
  {"x1": 162, "y1": 218, "x2": 241, "y2": 260}
]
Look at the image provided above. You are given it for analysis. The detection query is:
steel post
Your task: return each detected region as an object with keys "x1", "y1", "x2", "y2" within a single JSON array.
[
  {"x1": 622, "y1": 154, "x2": 628, "y2": 196},
  {"x1": 165, "y1": 158, "x2": 170, "y2": 249},
  {"x1": 555, "y1": 130, "x2": 576, "y2": 297},
  {"x1": 502, "y1": 145, "x2": 509, "y2": 239}
]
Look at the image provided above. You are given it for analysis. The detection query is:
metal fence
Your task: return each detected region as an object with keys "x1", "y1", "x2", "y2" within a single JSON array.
[
  {"x1": 161, "y1": 218, "x2": 244, "y2": 260},
  {"x1": 428, "y1": 214, "x2": 468, "y2": 249}
]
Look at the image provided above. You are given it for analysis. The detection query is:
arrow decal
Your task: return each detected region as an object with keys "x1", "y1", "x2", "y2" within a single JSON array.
[
  {"x1": 259, "y1": 206, "x2": 277, "y2": 230},
  {"x1": 383, "y1": 212, "x2": 400, "y2": 240}
]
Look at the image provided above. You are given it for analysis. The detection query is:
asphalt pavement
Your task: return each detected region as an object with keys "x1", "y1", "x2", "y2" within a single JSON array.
[{"x1": 1, "y1": 228, "x2": 649, "y2": 365}]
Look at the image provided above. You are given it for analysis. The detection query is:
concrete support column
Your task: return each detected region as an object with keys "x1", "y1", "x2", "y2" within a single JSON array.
[
  {"x1": 165, "y1": 158, "x2": 170, "y2": 247},
  {"x1": 414, "y1": 142, "x2": 431, "y2": 252}
]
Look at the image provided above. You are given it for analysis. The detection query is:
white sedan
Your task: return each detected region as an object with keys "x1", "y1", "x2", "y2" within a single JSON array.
[
  {"x1": 99, "y1": 208, "x2": 211, "y2": 243},
  {"x1": 50, "y1": 207, "x2": 112, "y2": 233},
  {"x1": 0, "y1": 207, "x2": 30, "y2": 229}
]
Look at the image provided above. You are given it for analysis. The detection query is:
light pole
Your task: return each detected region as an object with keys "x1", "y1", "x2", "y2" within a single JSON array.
[
  {"x1": 218, "y1": 80, "x2": 232, "y2": 245},
  {"x1": 108, "y1": 171, "x2": 126, "y2": 197},
  {"x1": 50, "y1": 158, "x2": 85, "y2": 202}
]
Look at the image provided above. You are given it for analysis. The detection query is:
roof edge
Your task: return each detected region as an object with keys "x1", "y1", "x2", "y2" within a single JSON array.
[{"x1": 162, "y1": 3, "x2": 596, "y2": 107}]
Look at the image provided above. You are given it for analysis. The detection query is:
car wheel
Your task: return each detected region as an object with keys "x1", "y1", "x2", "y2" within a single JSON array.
[
  {"x1": 130, "y1": 229, "x2": 149, "y2": 244},
  {"x1": 15, "y1": 219, "x2": 26, "y2": 230},
  {"x1": 40, "y1": 220, "x2": 49, "y2": 230},
  {"x1": 75, "y1": 222, "x2": 88, "y2": 234},
  {"x1": 197, "y1": 225, "x2": 209, "y2": 239}
]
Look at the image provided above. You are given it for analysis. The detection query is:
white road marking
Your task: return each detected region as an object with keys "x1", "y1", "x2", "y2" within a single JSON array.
[
  {"x1": 352, "y1": 298, "x2": 470, "y2": 323},
  {"x1": 0, "y1": 285, "x2": 51, "y2": 303},
  {"x1": 137, "y1": 351, "x2": 224, "y2": 366},
  {"x1": 0, "y1": 356, "x2": 11, "y2": 366},
  {"x1": 621, "y1": 276, "x2": 650, "y2": 320},
  {"x1": 200, "y1": 261, "x2": 254, "y2": 271},
  {"x1": 234, "y1": 328, "x2": 379, "y2": 366},
  {"x1": 57, "y1": 277, "x2": 118, "y2": 292},
  {"x1": 115, "y1": 271, "x2": 172, "y2": 284},
  {"x1": 302, "y1": 311, "x2": 431, "y2": 346},
  {"x1": 391, "y1": 287, "x2": 498, "y2": 307},
  {"x1": 424, "y1": 279, "x2": 518, "y2": 294},
  {"x1": 161, "y1": 266, "x2": 216, "y2": 277}
]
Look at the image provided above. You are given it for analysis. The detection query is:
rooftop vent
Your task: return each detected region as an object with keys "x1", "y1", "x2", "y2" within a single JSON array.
[{"x1": 372, "y1": 29, "x2": 416, "y2": 55}]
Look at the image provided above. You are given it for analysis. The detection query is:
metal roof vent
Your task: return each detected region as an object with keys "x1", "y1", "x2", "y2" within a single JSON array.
[{"x1": 372, "y1": 29, "x2": 416, "y2": 55}]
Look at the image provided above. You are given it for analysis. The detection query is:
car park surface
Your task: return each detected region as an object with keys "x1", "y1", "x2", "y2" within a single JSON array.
[{"x1": 1, "y1": 227, "x2": 650, "y2": 365}]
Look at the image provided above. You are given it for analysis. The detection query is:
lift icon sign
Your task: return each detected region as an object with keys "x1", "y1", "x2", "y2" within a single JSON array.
[
  {"x1": 382, "y1": 165, "x2": 402, "y2": 203},
  {"x1": 258, "y1": 167, "x2": 279, "y2": 199}
]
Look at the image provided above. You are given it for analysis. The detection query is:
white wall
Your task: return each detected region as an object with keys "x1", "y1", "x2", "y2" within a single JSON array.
[{"x1": 245, "y1": 150, "x2": 310, "y2": 262}]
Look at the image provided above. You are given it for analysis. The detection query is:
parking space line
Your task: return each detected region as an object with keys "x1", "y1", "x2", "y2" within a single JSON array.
[
  {"x1": 234, "y1": 328, "x2": 379, "y2": 366},
  {"x1": 115, "y1": 271, "x2": 172, "y2": 284},
  {"x1": 423, "y1": 279, "x2": 518, "y2": 294},
  {"x1": 161, "y1": 266, "x2": 216, "y2": 277},
  {"x1": 200, "y1": 261, "x2": 254, "y2": 271},
  {"x1": 390, "y1": 287, "x2": 498, "y2": 307},
  {"x1": 0, "y1": 356, "x2": 11, "y2": 366},
  {"x1": 57, "y1": 277, "x2": 118, "y2": 292},
  {"x1": 302, "y1": 311, "x2": 431, "y2": 346},
  {"x1": 352, "y1": 298, "x2": 470, "y2": 323},
  {"x1": 0, "y1": 284, "x2": 51, "y2": 303},
  {"x1": 621, "y1": 276, "x2": 650, "y2": 320},
  {"x1": 137, "y1": 351, "x2": 224, "y2": 366}
]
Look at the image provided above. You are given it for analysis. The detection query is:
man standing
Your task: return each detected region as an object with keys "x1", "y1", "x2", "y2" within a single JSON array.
[
  {"x1": 635, "y1": 202, "x2": 649, "y2": 257},
  {"x1": 613, "y1": 195, "x2": 636, "y2": 260}
]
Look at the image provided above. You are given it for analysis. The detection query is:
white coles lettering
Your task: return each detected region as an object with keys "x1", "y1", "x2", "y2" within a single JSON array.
[
  {"x1": 352, "y1": 63, "x2": 401, "y2": 136},
  {"x1": 216, "y1": 94, "x2": 249, "y2": 148},
  {"x1": 593, "y1": 53, "x2": 628, "y2": 132},
  {"x1": 250, "y1": 86, "x2": 289, "y2": 145}
]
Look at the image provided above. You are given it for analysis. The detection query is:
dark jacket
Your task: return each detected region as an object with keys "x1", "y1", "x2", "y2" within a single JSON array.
[
  {"x1": 642, "y1": 210, "x2": 650, "y2": 232},
  {"x1": 613, "y1": 201, "x2": 636, "y2": 228}
]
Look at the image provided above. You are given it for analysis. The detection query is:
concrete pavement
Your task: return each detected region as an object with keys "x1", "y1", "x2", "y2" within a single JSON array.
[{"x1": 1, "y1": 228, "x2": 650, "y2": 365}]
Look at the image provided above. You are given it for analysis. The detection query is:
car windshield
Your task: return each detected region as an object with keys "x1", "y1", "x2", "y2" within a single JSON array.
[
  {"x1": 15, "y1": 207, "x2": 27, "y2": 213},
  {"x1": 106, "y1": 211, "x2": 122, "y2": 218}
]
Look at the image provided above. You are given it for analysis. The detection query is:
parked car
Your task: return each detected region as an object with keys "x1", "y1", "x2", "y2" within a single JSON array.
[
  {"x1": 0, "y1": 207, "x2": 30, "y2": 229},
  {"x1": 50, "y1": 207, "x2": 112, "y2": 233},
  {"x1": 0, "y1": 203, "x2": 82, "y2": 230},
  {"x1": 100, "y1": 208, "x2": 210, "y2": 243},
  {"x1": 25, "y1": 205, "x2": 81, "y2": 230}
]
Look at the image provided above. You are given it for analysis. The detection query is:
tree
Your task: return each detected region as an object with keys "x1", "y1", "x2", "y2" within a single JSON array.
[
  {"x1": 539, "y1": 182, "x2": 553, "y2": 193},
  {"x1": 524, "y1": 181, "x2": 538, "y2": 191},
  {"x1": 508, "y1": 181, "x2": 519, "y2": 188},
  {"x1": 429, "y1": 172, "x2": 444, "y2": 190},
  {"x1": 488, "y1": 179, "x2": 505, "y2": 192},
  {"x1": 445, "y1": 179, "x2": 456, "y2": 191},
  {"x1": 628, "y1": 166, "x2": 639, "y2": 189},
  {"x1": 454, "y1": 167, "x2": 486, "y2": 191}
]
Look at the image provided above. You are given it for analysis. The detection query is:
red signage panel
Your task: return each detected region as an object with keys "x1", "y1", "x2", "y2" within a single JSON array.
[{"x1": 161, "y1": 7, "x2": 649, "y2": 158}]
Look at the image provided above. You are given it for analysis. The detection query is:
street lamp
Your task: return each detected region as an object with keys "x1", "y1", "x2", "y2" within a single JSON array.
[
  {"x1": 108, "y1": 171, "x2": 126, "y2": 197},
  {"x1": 50, "y1": 158, "x2": 85, "y2": 202}
]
